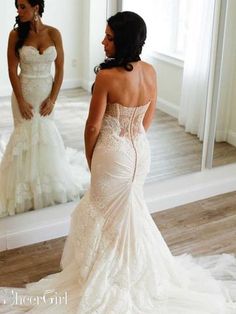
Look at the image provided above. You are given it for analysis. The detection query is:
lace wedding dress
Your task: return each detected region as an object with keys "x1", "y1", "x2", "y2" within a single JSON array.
[
  {"x1": 0, "y1": 101, "x2": 236, "y2": 313},
  {"x1": 0, "y1": 46, "x2": 89, "y2": 217}
]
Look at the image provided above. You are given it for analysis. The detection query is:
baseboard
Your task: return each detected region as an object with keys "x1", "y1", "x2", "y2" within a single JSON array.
[
  {"x1": 156, "y1": 101, "x2": 236, "y2": 148},
  {"x1": 215, "y1": 130, "x2": 228, "y2": 142},
  {"x1": 61, "y1": 79, "x2": 81, "y2": 90},
  {"x1": 215, "y1": 129, "x2": 236, "y2": 147},
  {"x1": 0, "y1": 163, "x2": 236, "y2": 252},
  {"x1": 157, "y1": 97, "x2": 179, "y2": 118},
  {"x1": 227, "y1": 130, "x2": 236, "y2": 147},
  {"x1": 80, "y1": 79, "x2": 94, "y2": 93}
]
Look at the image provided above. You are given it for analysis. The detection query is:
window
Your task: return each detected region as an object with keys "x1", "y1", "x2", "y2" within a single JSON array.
[{"x1": 122, "y1": 0, "x2": 193, "y2": 60}]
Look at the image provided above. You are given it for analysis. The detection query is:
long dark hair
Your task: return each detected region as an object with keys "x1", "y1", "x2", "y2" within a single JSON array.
[
  {"x1": 14, "y1": 0, "x2": 45, "y2": 55},
  {"x1": 97, "y1": 11, "x2": 146, "y2": 73}
]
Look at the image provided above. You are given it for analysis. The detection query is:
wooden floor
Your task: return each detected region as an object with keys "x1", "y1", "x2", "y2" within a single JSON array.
[
  {"x1": 1, "y1": 88, "x2": 236, "y2": 183},
  {"x1": 0, "y1": 190, "x2": 236, "y2": 287}
]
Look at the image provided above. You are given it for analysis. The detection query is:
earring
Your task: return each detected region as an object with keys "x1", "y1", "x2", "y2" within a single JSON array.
[{"x1": 34, "y1": 12, "x2": 38, "y2": 21}]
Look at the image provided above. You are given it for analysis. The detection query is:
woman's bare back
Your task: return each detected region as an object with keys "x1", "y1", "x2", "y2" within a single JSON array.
[{"x1": 106, "y1": 61, "x2": 156, "y2": 108}]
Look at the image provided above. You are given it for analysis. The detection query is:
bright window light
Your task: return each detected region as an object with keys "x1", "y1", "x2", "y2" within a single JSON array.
[{"x1": 122, "y1": 0, "x2": 193, "y2": 59}]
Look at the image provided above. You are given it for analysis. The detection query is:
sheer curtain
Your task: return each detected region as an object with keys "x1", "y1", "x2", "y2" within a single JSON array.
[
  {"x1": 215, "y1": 0, "x2": 236, "y2": 143},
  {"x1": 178, "y1": 0, "x2": 216, "y2": 140}
]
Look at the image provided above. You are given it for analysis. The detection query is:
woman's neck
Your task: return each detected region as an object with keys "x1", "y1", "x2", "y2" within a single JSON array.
[{"x1": 30, "y1": 18, "x2": 44, "y2": 34}]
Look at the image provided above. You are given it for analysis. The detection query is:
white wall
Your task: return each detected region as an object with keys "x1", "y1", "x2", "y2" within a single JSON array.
[
  {"x1": 144, "y1": 53, "x2": 183, "y2": 118},
  {"x1": 0, "y1": 1, "x2": 16, "y2": 96},
  {"x1": 80, "y1": 0, "x2": 107, "y2": 91},
  {"x1": 43, "y1": 0, "x2": 83, "y2": 89}
]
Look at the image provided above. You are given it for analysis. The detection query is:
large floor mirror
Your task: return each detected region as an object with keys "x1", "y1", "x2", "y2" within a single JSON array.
[{"x1": 0, "y1": 0, "x2": 235, "y2": 250}]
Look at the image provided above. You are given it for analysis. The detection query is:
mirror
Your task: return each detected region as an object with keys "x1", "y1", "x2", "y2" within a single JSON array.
[{"x1": 0, "y1": 0, "x2": 228, "y2": 220}]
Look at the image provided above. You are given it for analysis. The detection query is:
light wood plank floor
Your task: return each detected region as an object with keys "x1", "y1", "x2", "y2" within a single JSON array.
[
  {"x1": 1, "y1": 88, "x2": 236, "y2": 183},
  {"x1": 0, "y1": 191, "x2": 236, "y2": 287}
]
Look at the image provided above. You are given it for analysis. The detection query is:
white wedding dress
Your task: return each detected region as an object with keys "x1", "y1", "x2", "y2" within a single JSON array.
[
  {"x1": 0, "y1": 100, "x2": 236, "y2": 313},
  {"x1": 0, "y1": 46, "x2": 89, "y2": 217}
]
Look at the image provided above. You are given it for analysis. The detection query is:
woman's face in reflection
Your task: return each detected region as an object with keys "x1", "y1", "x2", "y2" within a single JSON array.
[
  {"x1": 16, "y1": 0, "x2": 36, "y2": 23},
  {"x1": 102, "y1": 25, "x2": 116, "y2": 58}
]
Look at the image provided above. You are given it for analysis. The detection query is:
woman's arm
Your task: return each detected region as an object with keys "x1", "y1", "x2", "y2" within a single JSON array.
[
  {"x1": 7, "y1": 30, "x2": 33, "y2": 119},
  {"x1": 143, "y1": 66, "x2": 157, "y2": 131},
  {"x1": 84, "y1": 71, "x2": 109, "y2": 170},
  {"x1": 40, "y1": 27, "x2": 64, "y2": 116}
]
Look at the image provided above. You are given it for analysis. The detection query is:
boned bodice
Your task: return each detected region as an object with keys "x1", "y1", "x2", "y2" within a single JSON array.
[
  {"x1": 102, "y1": 102, "x2": 150, "y2": 140},
  {"x1": 19, "y1": 46, "x2": 57, "y2": 78}
]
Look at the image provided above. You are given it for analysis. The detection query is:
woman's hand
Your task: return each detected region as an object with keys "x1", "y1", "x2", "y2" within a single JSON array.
[
  {"x1": 40, "y1": 97, "x2": 55, "y2": 116},
  {"x1": 19, "y1": 101, "x2": 34, "y2": 120}
]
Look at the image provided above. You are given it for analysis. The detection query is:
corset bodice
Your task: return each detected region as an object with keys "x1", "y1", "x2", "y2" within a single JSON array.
[
  {"x1": 102, "y1": 102, "x2": 150, "y2": 140},
  {"x1": 19, "y1": 46, "x2": 57, "y2": 78},
  {"x1": 12, "y1": 46, "x2": 57, "y2": 125}
]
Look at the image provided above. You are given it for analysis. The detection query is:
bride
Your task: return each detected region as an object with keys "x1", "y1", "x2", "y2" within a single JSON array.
[
  {"x1": 0, "y1": 0, "x2": 89, "y2": 217},
  {"x1": 0, "y1": 10, "x2": 236, "y2": 314}
]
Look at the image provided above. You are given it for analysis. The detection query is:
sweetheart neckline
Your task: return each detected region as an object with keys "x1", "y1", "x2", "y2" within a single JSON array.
[
  {"x1": 108, "y1": 100, "x2": 151, "y2": 109},
  {"x1": 21, "y1": 45, "x2": 56, "y2": 55}
]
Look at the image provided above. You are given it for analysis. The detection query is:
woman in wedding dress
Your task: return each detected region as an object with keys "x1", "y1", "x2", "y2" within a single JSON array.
[
  {"x1": 0, "y1": 10, "x2": 236, "y2": 314},
  {"x1": 0, "y1": 0, "x2": 89, "y2": 217}
]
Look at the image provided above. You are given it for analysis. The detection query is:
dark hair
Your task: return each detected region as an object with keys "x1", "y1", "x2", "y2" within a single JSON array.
[
  {"x1": 96, "y1": 11, "x2": 146, "y2": 72},
  {"x1": 14, "y1": 0, "x2": 45, "y2": 55}
]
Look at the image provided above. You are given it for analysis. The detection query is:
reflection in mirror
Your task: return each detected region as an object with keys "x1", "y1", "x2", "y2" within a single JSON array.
[
  {"x1": 0, "y1": 0, "x2": 222, "y2": 219},
  {"x1": 0, "y1": 0, "x2": 92, "y2": 218},
  {"x1": 122, "y1": 0, "x2": 216, "y2": 183},
  {"x1": 212, "y1": 0, "x2": 236, "y2": 168}
]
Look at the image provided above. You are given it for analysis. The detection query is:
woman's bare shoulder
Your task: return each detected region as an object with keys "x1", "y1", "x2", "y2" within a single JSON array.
[
  {"x1": 96, "y1": 68, "x2": 118, "y2": 81},
  {"x1": 45, "y1": 25, "x2": 61, "y2": 40},
  {"x1": 140, "y1": 60, "x2": 156, "y2": 76},
  {"x1": 43, "y1": 26, "x2": 62, "y2": 48},
  {"x1": 93, "y1": 68, "x2": 120, "y2": 93},
  {"x1": 8, "y1": 29, "x2": 18, "y2": 42}
]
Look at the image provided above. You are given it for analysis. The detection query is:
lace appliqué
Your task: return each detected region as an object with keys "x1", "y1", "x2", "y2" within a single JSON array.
[{"x1": 96, "y1": 103, "x2": 148, "y2": 151}]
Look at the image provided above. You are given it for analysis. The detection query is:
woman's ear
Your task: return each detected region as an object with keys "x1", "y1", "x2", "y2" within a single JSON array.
[{"x1": 34, "y1": 4, "x2": 39, "y2": 14}]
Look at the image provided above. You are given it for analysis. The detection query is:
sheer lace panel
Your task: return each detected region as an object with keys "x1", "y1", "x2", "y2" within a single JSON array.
[{"x1": 105, "y1": 102, "x2": 150, "y2": 139}]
